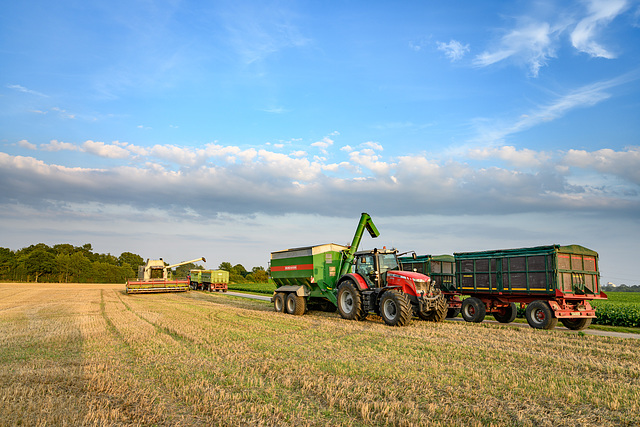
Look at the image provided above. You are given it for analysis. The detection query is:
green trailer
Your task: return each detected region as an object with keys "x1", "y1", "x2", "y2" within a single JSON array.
[
  {"x1": 270, "y1": 244, "x2": 347, "y2": 314},
  {"x1": 454, "y1": 244, "x2": 607, "y2": 330},
  {"x1": 399, "y1": 254, "x2": 461, "y2": 318},
  {"x1": 189, "y1": 269, "x2": 229, "y2": 292}
]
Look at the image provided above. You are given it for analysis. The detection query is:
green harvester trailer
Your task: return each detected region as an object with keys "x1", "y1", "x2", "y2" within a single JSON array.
[
  {"x1": 189, "y1": 269, "x2": 229, "y2": 292},
  {"x1": 454, "y1": 244, "x2": 607, "y2": 330},
  {"x1": 270, "y1": 244, "x2": 348, "y2": 313}
]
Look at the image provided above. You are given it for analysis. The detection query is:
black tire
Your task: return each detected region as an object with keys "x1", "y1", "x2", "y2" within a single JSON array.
[
  {"x1": 337, "y1": 280, "x2": 367, "y2": 321},
  {"x1": 446, "y1": 308, "x2": 461, "y2": 318},
  {"x1": 525, "y1": 300, "x2": 558, "y2": 330},
  {"x1": 560, "y1": 317, "x2": 592, "y2": 330},
  {"x1": 273, "y1": 292, "x2": 286, "y2": 313},
  {"x1": 461, "y1": 297, "x2": 486, "y2": 323},
  {"x1": 379, "y1": 290, "x2": 413, "y2": 327},
  {"x1": 418, "y1": 295, "x2": 447, "y2": 322},
  {"x1": 493, "y1": 302, "x2": 517, "y2": 323},
  {"x1": 285, "y1": 293, "x2": 306, "y2": 316}
]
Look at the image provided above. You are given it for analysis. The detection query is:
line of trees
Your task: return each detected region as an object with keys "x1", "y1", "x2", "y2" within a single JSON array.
[{"x1": 0, "y1": 243, "x2": 269, "y2": 284}]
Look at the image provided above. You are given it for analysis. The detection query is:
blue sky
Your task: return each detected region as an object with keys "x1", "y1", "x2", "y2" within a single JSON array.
[{"x1": 1, "y1": 0, "x2": 639, "y2": 286}]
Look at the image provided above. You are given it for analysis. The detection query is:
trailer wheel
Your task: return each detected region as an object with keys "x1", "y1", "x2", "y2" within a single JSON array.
[
  {"x1": 493, "y1": 303, "x2": 517, "y2": 323},
  {"x1": 560, "y1": 317, "x2": 592, "y2": 330},
  {"x1": 379, "y1": 290, "x2": 412, "y2": 327},
  {"x1": 446, "y1": 308, "x2": 461, "y2": 318},
  {"x1": 273, "y1": 292, "x2": 286, "y2": 313},
  {"x1": 461, "y1": 297, "x2": 486, "y2": 323},
  {"x1": 418, "y1": 295, "x2": 447, "y2": 322},
  {"x1": 337, "y1": 280, "x2": 366, "y2": 321},
  {"x1": 525, "y1": 301, "x2": 558, "y2": 330},
  {"x1": 285, "y1": 293, "x2": 306, "y2": 316}
]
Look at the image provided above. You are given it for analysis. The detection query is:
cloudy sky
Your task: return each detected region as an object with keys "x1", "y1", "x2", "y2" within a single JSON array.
[{"x1": 1, "y1": 0, "x2": 639, "y2": 285}]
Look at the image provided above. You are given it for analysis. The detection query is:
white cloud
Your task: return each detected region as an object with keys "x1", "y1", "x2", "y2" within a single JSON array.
[
  {"x1": 471, "y1": 73, "x2": 635, "y2": 144},
  {"x1": 7, "y1": 84, "x2": 48, "y2": 97},
  {"x1": 311, "y1": 136, "x2": 334, "y2": 154},
  {"x1": 17, "y1": 140, "x2": 37, "y2": 150},
  {"x1": 474, "y1": 21, "x2": 560, "y2": 77},
  {"x1": 41, "y1": 140, "x2": 79, "y2": 152},
  {"x1": 437, "y1": 39, "x2": 470, "y2": 61},
  {"x1": 571, "y1": 0, "x2": 628, "y2": 58},
  {"x1": 468, "y1": 146, "x2": 550, "y2": 168},
  {"x1": 82, "y1": 140, "x2": 131, "y2": 159}
]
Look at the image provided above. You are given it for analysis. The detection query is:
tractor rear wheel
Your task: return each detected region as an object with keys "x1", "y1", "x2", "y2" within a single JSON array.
[
  {"x1": 525, "y1": 300, "x2": 558, "y2": 330},
  {"x1": 337, "y1": 280, "x2": 367, "y2": 321},
  {"x1": 493, "y1": 302, "x2": 517, "y2": 323},
  {"x1": 560, "y1": 317, "x2": 592, "y2": 330},
  {"x1": 461, "y1": 297, "x2": 486, "y2": 323},
  {"x1": 273, "y1": 292, "x2": 286, "y2": 313},
  {"x1": 285, "y1": 293, "x2": 306, "y2": 316},
  {"x1": 379, "y1": 290, "x2": 412, "y2": 326}
]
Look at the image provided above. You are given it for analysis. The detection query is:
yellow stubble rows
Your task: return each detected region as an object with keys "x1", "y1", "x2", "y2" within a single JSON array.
[{"x1": 1, "y1": 282, "x2": 639, "y2": 426}]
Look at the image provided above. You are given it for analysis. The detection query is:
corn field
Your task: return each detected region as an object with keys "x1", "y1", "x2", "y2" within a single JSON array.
[{"x1": 1, "y1": 282, "x2": 639, "y2": 426}]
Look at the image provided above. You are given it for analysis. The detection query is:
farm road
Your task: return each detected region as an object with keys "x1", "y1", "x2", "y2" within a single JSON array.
[{"x1": 226, "y1": 291, "x2": 640, "y2": 340}]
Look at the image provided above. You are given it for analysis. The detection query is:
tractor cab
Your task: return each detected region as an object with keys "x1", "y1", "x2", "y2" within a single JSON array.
[{"x1": 354, "y1": 248, "x2": 400, "y2": 288}]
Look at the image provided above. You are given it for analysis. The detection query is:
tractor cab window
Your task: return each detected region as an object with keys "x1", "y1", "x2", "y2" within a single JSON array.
[
  {"x1": 356, "y1": 255, "x2": 377, "y2": 288},
  {"x1": 378, "y1": 253, "x2": 399, "y2": 274}
]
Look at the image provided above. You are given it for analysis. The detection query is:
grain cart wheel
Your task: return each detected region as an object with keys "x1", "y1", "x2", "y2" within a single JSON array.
[
  {"x1": 285, "y1": 293, "x2": 306, "y2": 316},
  {"x1": 379, "y1": 290, "x2": 413, "y2": 327},
  {"x1": 337, "y1": 280, "x2": 367, "y2": 321},
  {"x1": 525, "y1": 301, "x2": 558, "y2": 330},
  {"x1": 418, "y1": 295, "x2": 447, "y2": 322},
  {"x1": 273, "y1": 292, "x2": 286, "y2": 313},
  {"x1": 560, "y1": 317, "x2": 592, "y2": 330},
  {"x1": 446, "y1": 308, "x2": 461, "y2": 318},
  {"x1": 461, "y1": 297, "x2": 486, "y2": 323},
  {"x1": 493, "y1": 303, "x2": 517, "y2": 323}
]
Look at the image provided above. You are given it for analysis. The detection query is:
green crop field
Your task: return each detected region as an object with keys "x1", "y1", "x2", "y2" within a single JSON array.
[
  {"x1": 228, "y1": 281, "x2": 275, "y2": 295},
  {"x1": 592, "y1": 292, "x2": 640, "y2": 328},
  {"x1": 1, "y1": 283, "x2": 639, "y2": 425}
]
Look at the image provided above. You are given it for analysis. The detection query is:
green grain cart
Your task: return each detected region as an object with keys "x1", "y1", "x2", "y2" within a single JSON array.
[{"x1": 270, "y1": 213, "x2": 447, "y2": 326}]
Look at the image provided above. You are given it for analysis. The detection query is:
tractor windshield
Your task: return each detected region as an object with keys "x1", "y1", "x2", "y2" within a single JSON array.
[{"x1": 378, "y1": 253, "x2": 399, "y2": 274}]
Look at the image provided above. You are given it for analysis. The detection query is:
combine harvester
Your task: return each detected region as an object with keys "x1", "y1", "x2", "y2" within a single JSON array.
[
  {"x1": 270, "y1": 213, "x2": 447, "y2": 326},
  {"x1": 126, "y1": 257, "x2": 206, "y2": 294}
]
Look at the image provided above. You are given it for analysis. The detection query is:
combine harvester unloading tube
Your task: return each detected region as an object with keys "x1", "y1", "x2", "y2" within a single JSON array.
[{"x1": 126, "y1": 257, "x2": 206, "y2": 294}]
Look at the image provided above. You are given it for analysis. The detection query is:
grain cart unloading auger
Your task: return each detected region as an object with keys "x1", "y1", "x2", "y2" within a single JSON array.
[
  {"x1": 270, "y1": 213, "x2": 447, "y2": 326},
  {"x1": 126, "y1": 257, "x2": 206, "y2": 294}
]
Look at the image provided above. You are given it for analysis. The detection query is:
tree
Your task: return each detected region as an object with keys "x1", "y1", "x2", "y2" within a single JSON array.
[
  {"x1": 218, "y1": 262, "x2": 232, "y2": 272},
  {"x1": 21, "y1": 248, "x2": 56, "y2": 282},
  {"x1": 0, "y1": 247, "x2": 16, "y2": 280},
  {"x1": 119, "y1": 252, "x2": 144, "y2": 269},
  {"x1": 69, "y1": 252, "x2": 91, "y2": 283},
  {"x1": 248, "y1": 266, "x2": 268, "y2": 283}
]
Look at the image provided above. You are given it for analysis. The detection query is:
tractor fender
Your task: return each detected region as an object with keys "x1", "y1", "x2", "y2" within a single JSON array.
[
  {"x1": 273, "y1": 285, "x2": 310, "y2": 297},
  {"x1": 338, "y1": 273, "x2": 368, "y2": 290}
]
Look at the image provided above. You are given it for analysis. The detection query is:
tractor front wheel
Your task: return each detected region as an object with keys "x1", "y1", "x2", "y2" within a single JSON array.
[
  {"x1": 379, "y1": 290, "x2": 413, "y2": 326},
  {"x1": 417, "y1": 295, "x2": 447, "y2": 322},
  {"x1": 337, "y1": 280, "x2": 367, "y2": 321}
]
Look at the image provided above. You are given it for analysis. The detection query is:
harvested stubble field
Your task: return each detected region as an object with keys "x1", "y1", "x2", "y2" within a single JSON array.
[{"x1": 1, "y1": 283, "x2": 639, "y2": 426}]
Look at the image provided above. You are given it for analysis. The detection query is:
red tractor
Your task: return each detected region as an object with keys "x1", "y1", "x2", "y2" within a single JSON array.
[{"x1": 336, "y1": 247, "x2": 448, "y2": 326}]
